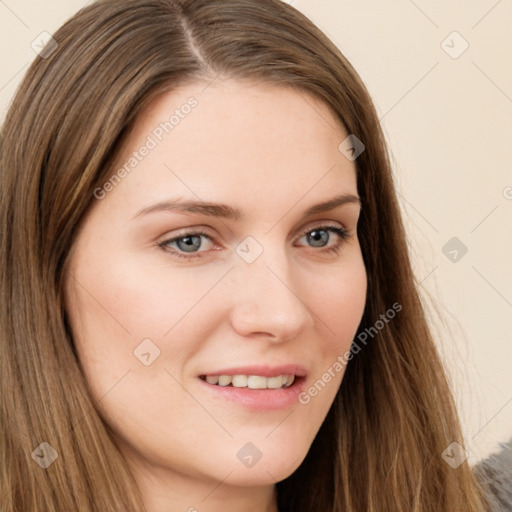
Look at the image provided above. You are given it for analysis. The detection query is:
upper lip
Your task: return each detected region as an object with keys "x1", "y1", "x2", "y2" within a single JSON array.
[{"x1": 200, "y1": 364, "x2": 307, "y2": 378}]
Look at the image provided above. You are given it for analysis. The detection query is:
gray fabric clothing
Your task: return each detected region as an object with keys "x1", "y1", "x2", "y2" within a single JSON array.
[{"x1": 474, "y1": 438, "x2": 512, "y2": 511}]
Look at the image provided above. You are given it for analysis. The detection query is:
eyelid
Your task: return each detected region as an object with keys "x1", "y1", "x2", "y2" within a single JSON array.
[
  {"x1": 295, "y1": 216, "x2": 351, "y2": 237},
  {"x1": 158, "y1": 219, "x2": 348, "y2": 245},
  {"x1": 295, "y1": 219, "x2": 347, "y2": 236}
]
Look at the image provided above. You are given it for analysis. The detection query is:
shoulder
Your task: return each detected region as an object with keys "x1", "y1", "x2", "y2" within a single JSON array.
[{"x1": 473, "y1": 438, "x2": 512, "y2": 512}]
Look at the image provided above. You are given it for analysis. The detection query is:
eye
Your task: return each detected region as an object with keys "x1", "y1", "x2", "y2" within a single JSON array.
[
  {"x1": 295, "y1": 225, "x2": 351, "y2": 255},
  {"x1": 158, "y1": 224, "x2": 351, "y2": 260},
  {"x1": 158, "y1": 230, "x2": 215, "y2": 259}
]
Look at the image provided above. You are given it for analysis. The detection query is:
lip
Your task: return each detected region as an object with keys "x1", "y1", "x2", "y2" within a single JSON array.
[{"x1": 197, "y1": 364, "x2": 307, "y2": 411}]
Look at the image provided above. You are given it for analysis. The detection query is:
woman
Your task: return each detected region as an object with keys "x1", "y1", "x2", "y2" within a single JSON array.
[{"x1": 0, "y1": 0, "x2": 502, "y2": 510}]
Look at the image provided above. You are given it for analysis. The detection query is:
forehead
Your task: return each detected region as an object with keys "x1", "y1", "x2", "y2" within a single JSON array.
[{"x1": 103, "y1": 78, "x2": 357, "y2": 213}]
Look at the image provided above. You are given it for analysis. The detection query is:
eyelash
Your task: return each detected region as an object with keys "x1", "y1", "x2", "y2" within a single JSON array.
[{"x1": 158, "y1": 225, "x2": 351, "y2": 261}]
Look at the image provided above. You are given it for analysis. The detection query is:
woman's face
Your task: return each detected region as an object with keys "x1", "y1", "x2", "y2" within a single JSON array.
[{"x1": 65, "y1": 78, "x2": 366, "y2": 501}]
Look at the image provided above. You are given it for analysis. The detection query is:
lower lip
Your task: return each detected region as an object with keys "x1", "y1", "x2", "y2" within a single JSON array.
[{"x1": 197, "y1": 377, "x2": 306, "y2": 411}]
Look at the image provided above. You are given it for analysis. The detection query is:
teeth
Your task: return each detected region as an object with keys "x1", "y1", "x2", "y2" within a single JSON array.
[
  {"x1": 267, "y1": 376, "x2": 284, "y2": 389},
  {"x1": 203, "y1": 374, "x2": 295, "y2": 389},
  {"x1": 232, "y1": 375, "x2": 248, "y2": 387},
  {"x1": 247, "y1": 375, "x2": 267, "y2": 389},
  {"x1": 218, "y1": 375, "x2": 232, "y2": 386}
]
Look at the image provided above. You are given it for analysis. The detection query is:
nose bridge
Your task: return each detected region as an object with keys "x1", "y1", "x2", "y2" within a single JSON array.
[{"x1": 229, "y1": 237, "x2": 313, "y2": 339}]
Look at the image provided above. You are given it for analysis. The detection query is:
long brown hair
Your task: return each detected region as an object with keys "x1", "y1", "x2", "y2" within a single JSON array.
[{"x1": 0, "y1": 0, "x2": 492, "y2": 510}]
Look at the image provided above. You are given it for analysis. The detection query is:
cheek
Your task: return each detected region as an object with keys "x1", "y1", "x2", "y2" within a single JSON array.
[
  {"x1": 291, "y1": 254, "x2": 367, "y2": 408},
  {"x1": 64, "y1": 252, "x2": 227, "y2": 381},
  {"x1": 64, "y1": 255, "x2": 223, "y2": 450},
  {"x1": 95, "y1": 259, "x2": 226, "y2": 335},
  {"x1": 306, "y1": 255, "x2": 367, "y2": 350},
  {"x1": 69, "y1": 242, "x2": 208, "y2": 333}
]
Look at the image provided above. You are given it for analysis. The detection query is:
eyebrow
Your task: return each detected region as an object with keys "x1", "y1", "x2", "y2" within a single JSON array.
[{"x1": 132, "y1": 193, "x2": 361, "y2": 220}]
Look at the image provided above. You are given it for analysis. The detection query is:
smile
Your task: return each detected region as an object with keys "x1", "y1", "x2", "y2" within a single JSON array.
[{"x1": 200, "y1": 374, "x2": 295, "y2": 389}]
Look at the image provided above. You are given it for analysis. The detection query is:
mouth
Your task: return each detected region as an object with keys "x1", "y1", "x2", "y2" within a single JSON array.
[
  {"x1": 197, "y1": 366, "x2": 307, "y2": 410},
  {"x1": 199, "y1": 374, "x2": 297, "y2": 389}
]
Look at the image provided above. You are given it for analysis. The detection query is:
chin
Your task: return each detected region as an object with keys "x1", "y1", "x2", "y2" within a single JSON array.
[
  {"x1": 219, "y1": 438, "x2": 310, "y2": 486},
  {"x1": 224, "y1": 458, "x2": 304, "y2": 487}
]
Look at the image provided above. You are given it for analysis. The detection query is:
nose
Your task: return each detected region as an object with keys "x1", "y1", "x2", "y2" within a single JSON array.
[{"x1": 228, "y1": 245, "x2": 314, "y2": 342}]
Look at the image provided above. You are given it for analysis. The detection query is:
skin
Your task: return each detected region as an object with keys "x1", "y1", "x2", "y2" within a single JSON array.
[{"x1": 64, "y1": 78, "x2": 367, "y2": 512}]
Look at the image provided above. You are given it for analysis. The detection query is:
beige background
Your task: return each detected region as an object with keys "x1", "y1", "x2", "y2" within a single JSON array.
[{"x1": 1, "y1": 0, "x2": 511, "y2": 464}]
